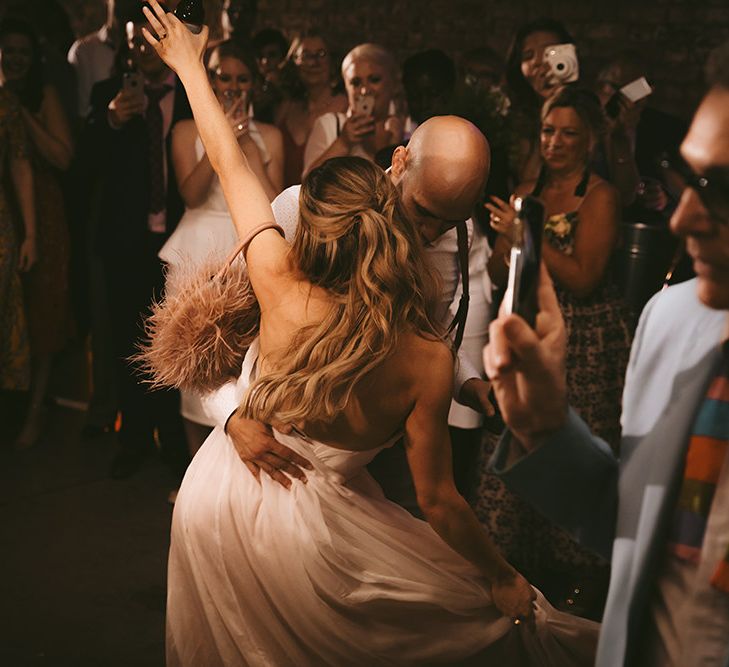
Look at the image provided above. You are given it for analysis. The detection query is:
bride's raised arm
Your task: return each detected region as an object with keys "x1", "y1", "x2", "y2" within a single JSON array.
[{"x1": 141, "y1": 1, "x2": 287, "y2": 279}]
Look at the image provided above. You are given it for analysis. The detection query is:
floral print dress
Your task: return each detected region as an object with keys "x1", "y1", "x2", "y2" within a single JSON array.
[
  {"x1": 545, "y1": 209, "x2": 633, "y2": 449},
  {"x1": 0, "y1": 89, "x2": 30, "y2": 390}
]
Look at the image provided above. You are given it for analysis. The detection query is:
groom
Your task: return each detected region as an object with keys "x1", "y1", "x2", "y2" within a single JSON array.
[{"x1": 223, "y1": 115, "x2": 493, "y2": 495}]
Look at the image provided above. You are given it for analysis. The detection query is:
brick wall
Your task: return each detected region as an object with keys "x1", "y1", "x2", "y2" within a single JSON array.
[
  {"x1": 255, "y1": 0, "x2": 729, "y2": 120},
  {"x1": 57, "y1": 0, "x2": 729, "y2": 119}
]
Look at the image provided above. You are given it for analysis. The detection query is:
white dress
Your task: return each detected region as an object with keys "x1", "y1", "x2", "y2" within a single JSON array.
[
  {"x1": 166, "y1": 340, "x2": 599, "y2": 666},
  {"x1": 302, "y1": 112, "x2": 371, "y2": 174},
  {"x1": 159, "y1": 124, "x2": 270, "y2": 425}
]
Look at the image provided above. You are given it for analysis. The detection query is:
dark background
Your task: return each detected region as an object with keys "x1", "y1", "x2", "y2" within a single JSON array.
[{"x1": 52, "y1": 0, "x2": 729, "y2": 120}]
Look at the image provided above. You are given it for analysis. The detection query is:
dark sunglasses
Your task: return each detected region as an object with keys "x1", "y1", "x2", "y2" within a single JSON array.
[{"x1": 661, "y1": 156, "x2": 729, "y2": 223}]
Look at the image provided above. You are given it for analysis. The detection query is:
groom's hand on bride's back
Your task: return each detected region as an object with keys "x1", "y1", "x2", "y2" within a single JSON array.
[{"x1": 224, "y1": 412, "x2": 313, "y2": 488}]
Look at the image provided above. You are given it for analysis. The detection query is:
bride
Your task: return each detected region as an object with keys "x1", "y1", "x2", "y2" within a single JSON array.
[{"x1": 141, "y1": 3, "x2": 598, "y2": 665}]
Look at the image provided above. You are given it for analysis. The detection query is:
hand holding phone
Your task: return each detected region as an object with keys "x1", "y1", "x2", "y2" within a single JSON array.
[
  {"x1": 353, "y1": 93, "x2": 375, "y2": 117},
  {"x1": 606, "y1": 76, "x2": 652, "y2": 119},
  {"x1": 341, "y1": 112, "x2": 375, "y2": 146},
  {"x1": 483, "y1": 260, "x2": 569, "y2": 449},
  {"x1": 222, "y1": 89, "x2": 248, "y2": 118},
  {"x1": 122, "y1": 70, "x2": 145, "y2": 102},
  {"x1": 108, "y1": 72, "x2": 145, "y2": 126},
  {"x1": 504, "y1": 196, "x2": 544, "y2": 328}
]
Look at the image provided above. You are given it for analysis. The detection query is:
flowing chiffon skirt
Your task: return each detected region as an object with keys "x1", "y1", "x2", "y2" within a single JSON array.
[{"x1": 166, "y1": 342, "x2": 599, "y2": 666}]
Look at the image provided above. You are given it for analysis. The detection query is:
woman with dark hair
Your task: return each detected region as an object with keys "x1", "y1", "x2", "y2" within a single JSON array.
[
  {"x1": 504, "y1": 18, "x2": 575, "y2": 183},
  {"x1": 252, "y1": 27, "x2": 287, "y2": 85},
  {"x1": 160, "y1": 38, "x2": 283, "y2": 457},
  {"x1": 482, "y1": 85, "x2": 633, "y2": 619},
  {"x1": 275, "y1": 29, "x2": 347, "y2": 186},
  {"x1": 138, "y1": 4, "x2": 599, "y2": 664},
  {"x1": 0, "y1": 17, "x2": 72, "y2": 448},
  {"x1": 250, "y1": 27, "x2": 288, "y2": 123}
]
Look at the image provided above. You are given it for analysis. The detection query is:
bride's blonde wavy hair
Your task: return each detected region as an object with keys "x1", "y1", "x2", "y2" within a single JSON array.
[{"x1": 242, "y1": 156, "x2": 443, "y2": 424}]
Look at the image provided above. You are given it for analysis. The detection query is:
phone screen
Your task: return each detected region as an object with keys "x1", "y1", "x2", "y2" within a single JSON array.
[
  {"x1": 122, "y1": 71, "x2": 144, "y2": 101},
  {"x1": 354, "y1": 93, "x2": 375, "y2": 116},
  {"x1": 222, "y1": 89, "x2": 249, "y2": 119},
  {"x1": 504, "y1": 196, "x2": 544, "y2": 327}
]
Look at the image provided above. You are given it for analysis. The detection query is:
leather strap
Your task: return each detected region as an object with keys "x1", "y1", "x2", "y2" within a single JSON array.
[
  {"x1": 447, "y1": 222, "x2": 470, "y2": 350},
  {"x1": 216, "y1": 221, "x2": 286, "y2": 279}
]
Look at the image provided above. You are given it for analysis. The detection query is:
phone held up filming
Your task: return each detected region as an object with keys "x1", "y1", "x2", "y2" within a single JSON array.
[
  {"x1": 606, "y1": 76, "x2": 653, "y2": 118},
  {"x1": 223, "y1": 89, "x2": 249, "y2": 120},
  {"x1": 353, "y1": 93, "x2": 375, "y2": 117},
  {"x1": 122, "y1": 70, "x2": 144, "y2": 101},
  {"x1": 504, "y1": 196, "x2": 544, "y2": 328}
]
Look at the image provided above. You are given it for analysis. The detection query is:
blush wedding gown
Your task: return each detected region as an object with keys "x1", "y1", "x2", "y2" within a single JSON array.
[{"x1": 166, "y1": 340, "x2": 599, "y2": 666}]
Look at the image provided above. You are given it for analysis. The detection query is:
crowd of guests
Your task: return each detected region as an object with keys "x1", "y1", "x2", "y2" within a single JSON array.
[{"x1": 0, "y1": 0, "x2": 693, "y2": 628}]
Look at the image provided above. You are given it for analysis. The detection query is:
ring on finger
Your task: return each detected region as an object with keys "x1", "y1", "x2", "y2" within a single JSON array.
[{"x1": 158, "y1": 32, "x2": 168, "y2": 40}]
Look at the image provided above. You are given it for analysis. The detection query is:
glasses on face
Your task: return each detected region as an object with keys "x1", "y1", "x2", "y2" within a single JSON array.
[
  {"x1": 662, "y1": 156, "x2": 729, "y2": 224},
  {"x1": 294, "y1": 49, "x2": 328, "y2": 65}
]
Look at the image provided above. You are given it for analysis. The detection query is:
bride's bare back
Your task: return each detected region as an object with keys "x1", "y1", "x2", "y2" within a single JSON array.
[{"x1": 256, "y1": 254, "x2": 453, "y2": 452}]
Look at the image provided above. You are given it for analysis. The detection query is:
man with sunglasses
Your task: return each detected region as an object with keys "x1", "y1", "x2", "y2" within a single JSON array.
[{"x1": 485, "y1": 42, "x2": 729, "y2": 666}]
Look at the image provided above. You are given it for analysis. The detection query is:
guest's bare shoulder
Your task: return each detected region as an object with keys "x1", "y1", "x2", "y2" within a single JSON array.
[
  {"x1": 255, "y1": 120, "x2": 283, "y2": 143},
  {"x1": 397, "y1": 333, "x2": 454, "y2": 392},
  {"x1": 585, "y1": 176, "x2": 619, "y2": 204}
]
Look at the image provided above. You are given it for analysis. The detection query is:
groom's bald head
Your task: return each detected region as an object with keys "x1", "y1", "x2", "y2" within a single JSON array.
[{"x1": 390, "y1": 116, "x2": 490, "y2": 242}]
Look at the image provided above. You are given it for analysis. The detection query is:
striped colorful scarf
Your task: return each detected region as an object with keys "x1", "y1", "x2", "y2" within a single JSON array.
[{"x1": 669, "y1": 341, "x2": 729, "y2": 594}]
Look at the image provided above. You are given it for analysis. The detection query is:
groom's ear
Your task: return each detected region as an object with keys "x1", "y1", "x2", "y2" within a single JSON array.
[{"x1": 390, "y1": 146, "x2": 409, "y2": 181}]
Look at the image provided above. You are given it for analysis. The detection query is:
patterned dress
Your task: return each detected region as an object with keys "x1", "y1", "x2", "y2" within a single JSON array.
[
  {"x1": 473, "y1": 198, "x2": 634, "y2": 618},
  {"x1": 0, "y1": 90, "x2": 30, "y2": 390},
  {"x1": 22, "y1": 94, "x2": 71, "y2": 357},
  {"x1": 546, "y1": 209, "x2": 634, "y2": 450}
]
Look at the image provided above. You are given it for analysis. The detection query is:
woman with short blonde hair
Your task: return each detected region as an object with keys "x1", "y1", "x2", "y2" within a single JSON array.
[{"x1": 303, "y1": 42, "x2": 404, "y2": 175}]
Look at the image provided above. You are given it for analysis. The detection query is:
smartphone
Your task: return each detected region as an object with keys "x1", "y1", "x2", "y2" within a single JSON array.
[
  {"x1": 122, "y1": 70, "x2": 144, "y2": 102},
  {"x1": 619, "y1": 76, "x2": 652, "y2": 103},
  {"x1": 222, "y1": 89, "x2": 249, "y2": 120},
  {"x1": 504, "y1": 196, "x2": 544, "y2": 327},
  {"x1": 606, "y1": 76, "x2": 653, "y2": 118},
  {"x1": 353, "y1": 93, "x2": 375, "y2": 116}
]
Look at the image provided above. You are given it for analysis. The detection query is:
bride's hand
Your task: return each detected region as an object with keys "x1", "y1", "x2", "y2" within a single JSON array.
[
  {"x1": 490, "y1": 569, "x2": 536, "y2": 624},
  {"x1": 141, "y1": 0, "x2": 208, "y2": 77}
]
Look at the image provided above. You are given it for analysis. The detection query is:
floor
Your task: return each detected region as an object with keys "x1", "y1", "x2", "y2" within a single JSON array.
[{"x1": 1, "y1": 342, "x2": 179, "y2": 667}]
